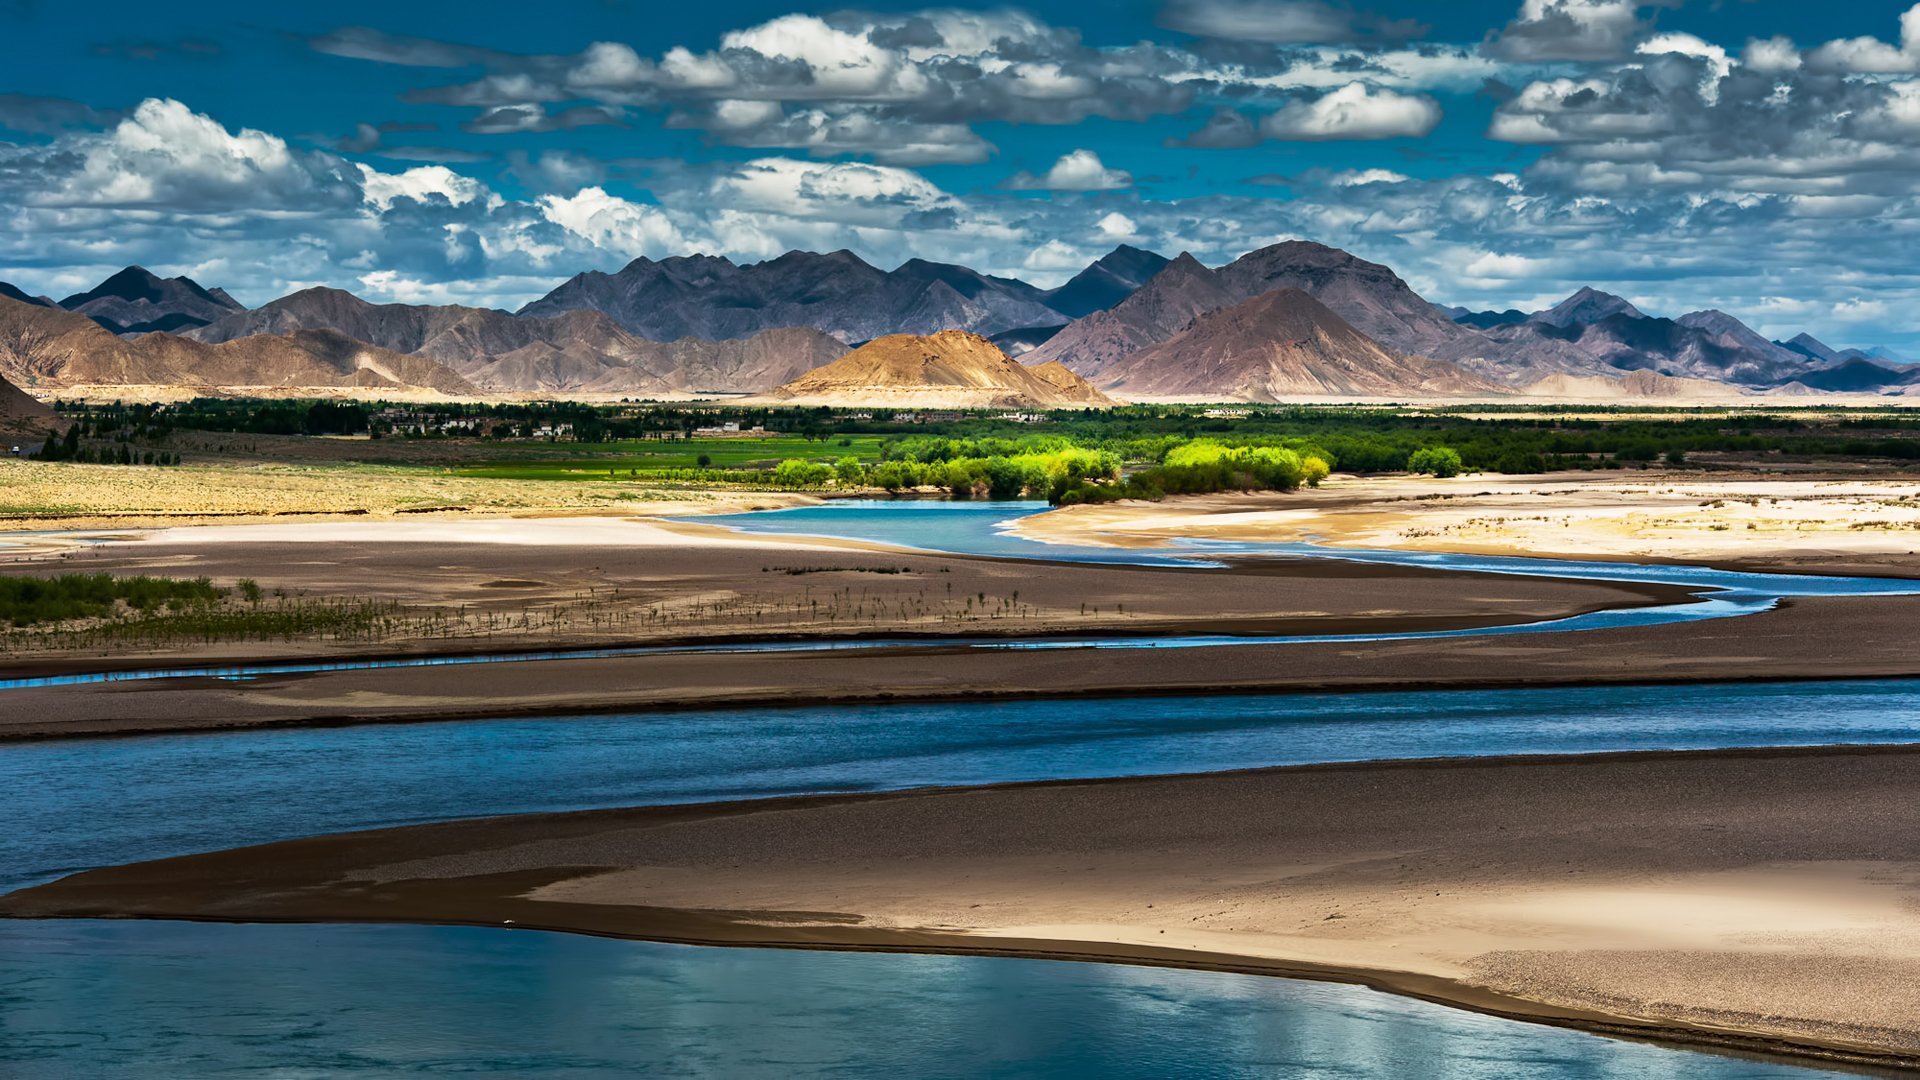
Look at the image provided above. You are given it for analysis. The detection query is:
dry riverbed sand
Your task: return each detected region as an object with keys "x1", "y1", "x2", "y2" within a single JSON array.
[
  {"x1": 1015, "y1": 471, "x2": 1920, "y2": 578},
  {"x1": 8, "y1": 747, "x2": 1917, "y2": 1070}
]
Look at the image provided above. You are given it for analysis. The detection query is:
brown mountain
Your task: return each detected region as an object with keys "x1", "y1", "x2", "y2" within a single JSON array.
[
  {"x1": 1024, "y1": 241, "x2": 1491, "y2": 388},
  {"x1": 0, "y1": 296, "x2": 473, "y2": 394},
  {"x1": 1, "y1": 372, "x2": 56, "y2": 437},
  {"x1": 1100, "y1": 289, "x2": 1499, "y2": 401},
  {"x1": 189, "y1": 287, "x2": 846, "y2": 394},
  {"x1": 1213, "y1": 242, "x2": 1483, "y2": 359},
  {"x1": 1022, "y1": 253, "x2": 1238, "y2": 377},
  {"x1": 60, "y1": 266, "x2": 245, "y2": 335},
  {"x1": 463, "y1": 326, "x2": 849, "y2": 394},
  {"x1": 520, "y1": 250, "x2": 1071, "y2": 342},
  {"x1": 770, "y1": 330, "x2": 1114, "y2": 408}
]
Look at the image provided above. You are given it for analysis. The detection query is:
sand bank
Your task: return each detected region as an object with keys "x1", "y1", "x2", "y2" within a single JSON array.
[
  {"x1": 4, "y1": 586, "x2": 1918, "y2": 740},
  {"x1": 1014, "y1": 472, "x2": 1920, "y2": 578},
  {"x1": 9, "y1": 746, "x2": 1917, "y2": 1070},
  {"x1": 0, "y1": 514, "x2": 1687, "y2": 722}
]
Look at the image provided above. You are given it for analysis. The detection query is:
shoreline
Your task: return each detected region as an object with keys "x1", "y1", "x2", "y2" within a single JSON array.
[{"x1": 11, "y1": 744, "x2": 1919, "y2": 1074}]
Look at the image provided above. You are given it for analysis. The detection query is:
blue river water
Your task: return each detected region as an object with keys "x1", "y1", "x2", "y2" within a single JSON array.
[
  {"x1": 7, "y1": 681, "x2": 1920, "y2": 1075},
  {"x1": 0, "y1": 920, "x2": 1841, "y2": 1079},
  {"x1": 4, "y1": 502, "x2": 1914, "y2": 1077}
]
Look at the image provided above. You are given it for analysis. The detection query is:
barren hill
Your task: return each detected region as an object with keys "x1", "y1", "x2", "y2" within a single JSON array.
[
  {"x1": 0, "y1": 296, "x2": 474, "y2": 394},
  {"x1": 770, "y1": 330, "x2": 1114, "y2": 408},
  {"x1": 190, "y1": 287, "x2": 846, "y2": 394},
  {"x1": 0, "y1": 372, "x2": 55, "y2": 437},
  {"x1": 1101, "y1": 289, "x2": 1498, "y2": 401}
]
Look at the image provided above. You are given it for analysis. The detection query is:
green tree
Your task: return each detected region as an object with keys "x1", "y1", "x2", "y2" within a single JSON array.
[{"x1": 1406, "y1": 446, "x2": 1464, "y2": 478}]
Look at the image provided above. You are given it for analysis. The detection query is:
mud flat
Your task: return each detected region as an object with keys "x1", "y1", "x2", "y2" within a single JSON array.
[{"x1": 9, "y1": 746, "x2": 1918, "y2": 1071}]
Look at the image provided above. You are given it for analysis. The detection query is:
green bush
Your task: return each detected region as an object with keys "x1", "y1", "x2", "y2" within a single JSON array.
[
  {"x1": 0, "y1": 574, "x2": 224, "y2": 627},
  {"x1": 1406, "y1": 446, "x2": 1464, "y2": 477}
]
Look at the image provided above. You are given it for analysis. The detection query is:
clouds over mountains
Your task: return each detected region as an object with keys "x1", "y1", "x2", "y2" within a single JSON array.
[{"x1": 4, "y1": 2, "x2": 1920, "y2": 350}]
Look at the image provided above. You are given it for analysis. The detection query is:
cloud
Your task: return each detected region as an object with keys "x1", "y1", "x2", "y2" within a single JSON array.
[
  {"x1": 1260, "y1": 82, "x2": 1441, "y2": 139},
  {"x1": 20, "y1": 98, "x2": 356, "y2": 210},
  {"x1": 357, "y1": 164, "x2": 496, "y2": 211},
  {"x1": 1332, "y1": 168, "x2": 1412, "y2": 185},
  {"x1": 1005, "y1": 149, "x2": 1133, "y2": 191},
  {"x1": 1743, "y1": 36, "x2": 1801, "y2": 75},
  {"x1": 1805, "y1": 3, "x2": 1920, "y2": 74},
  {"x1": 536, "y1": 187, "x2": 687, "y2": 258},
  {"x1": 1483, "y1": 0, "x2": 1676, "y2": 62},
  {"x1": 1170, "y1": 107, "x2": 1263, "y2": 149},
  {"x1": 461, "y1": 104, "x2": 623, "y2": 135},
  {"x1": 668, "y1": 104, "x2": 995, "y2": 166},
  {"x1": 307, "y1": 26, "x2": 507, "y2": 68},
  {"x1": 1489, "y1": 55, "x2": 1920, "y2": 197},
  {"x1": 1157, "y1": 0, "x2": 1426, "y2": 45}
]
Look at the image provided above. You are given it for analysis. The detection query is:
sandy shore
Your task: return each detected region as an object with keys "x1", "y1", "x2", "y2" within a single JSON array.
[
  {"x1": 1015, "y1": 472, "x2": 1920, "y2": 578},
  {"x1": 9, "y1": 746, "x2": 1917, "y2": 1070}
]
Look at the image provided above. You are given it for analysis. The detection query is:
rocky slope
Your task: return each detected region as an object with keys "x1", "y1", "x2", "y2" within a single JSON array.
[
  {"x1": 1, "y1": 371, "x2": 55, "y2": 436},
  {"x1": 1039, "y1": 245, "x2": 1172, "y2": 319},
  {"x1": 187, "y1": 287, "x2": 846, "y2": 394},
  {"x1": 0, "y1": 282, "x2": 55, "y2": 308},
  {"x1": 0, "y1": 296, "x2": 473, "y2": 394},
  {"x1": 1022, "y1": 253, "x2": 1239, "y2": 376},
  {"x1": 59, "y1": 266, "x2": 245, "y2": 335},
  {"x1": 519, "y1": 250, "x2": 1073, "y2": 342},
  {"x1": 1101, "y1": 289, "x2": 1499, "y2": 400},
  {"x1": 770, "y1": 330, "x2": 1113, "y2": 408},
  {"x1": 1027, "y1": 241, "x2": 1499, "y2": 389}
]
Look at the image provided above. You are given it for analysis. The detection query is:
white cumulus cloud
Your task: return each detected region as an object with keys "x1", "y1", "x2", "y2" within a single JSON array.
[
  {"x1": 1261, "y1": 83, "x2": 1441, "y2": 140},
  {"x1": 1005, "y1": 149, "x2": 1133, "y2": 191}
]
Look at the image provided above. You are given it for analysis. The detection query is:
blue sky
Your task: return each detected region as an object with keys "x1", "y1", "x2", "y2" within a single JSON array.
[{"x1": 4, "y1": 0, "x2": 1920, "y2": 349}]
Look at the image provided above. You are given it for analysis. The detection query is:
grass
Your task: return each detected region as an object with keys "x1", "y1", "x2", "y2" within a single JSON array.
[
  {"x1": 0, "y1": 574, "x2": 224, "y2": 627},
  {"x1": 453, "y1": 435, "x2": 887, "y2": 481}
]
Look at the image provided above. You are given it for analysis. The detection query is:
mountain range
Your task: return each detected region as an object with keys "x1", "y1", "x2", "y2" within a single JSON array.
[
  {"x1": 517, "y1": 248, "x2": 1141, "y2": 342},
  {"x1": 183, "y1": 287, "x2": 848, "y2": 394},
  {"x1": 0, "y1": 241, "x2": 1909, "y2": 403},
  {"x1": 0, "y1": 296, "x2": 474, "y2": 394}
]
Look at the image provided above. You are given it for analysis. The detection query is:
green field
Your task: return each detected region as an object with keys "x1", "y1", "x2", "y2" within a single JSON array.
[{"x1": 453, "y1": 435, "x2": 888, "y2": 481}]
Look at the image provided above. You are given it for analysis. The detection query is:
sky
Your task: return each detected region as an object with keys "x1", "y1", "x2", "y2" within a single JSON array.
[{"x1": 3, "y1": 0, "x2": 1920, "y2": 350}]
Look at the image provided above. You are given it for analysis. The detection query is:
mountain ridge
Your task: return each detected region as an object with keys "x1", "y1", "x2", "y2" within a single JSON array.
[{"x1": 1101, "y1": 289, "x2": 1500, "y2": 401}]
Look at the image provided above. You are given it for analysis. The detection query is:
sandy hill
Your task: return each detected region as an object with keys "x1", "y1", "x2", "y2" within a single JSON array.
[
  {"x1": 190, "y1": 288, "x2": 847, "y2": 394},
  {"x1": 769, "y1": 330, "x2": 1114, "y2": 408},
  {"x1": 1101, "y1": 289, "x2": 1498, "y2": 401},
  {"x1": 0, "y1": 295, "x2": 474, "y2": 395},
  {"x1": 1, "y1": 372, "x2": 56, "y2": 437}
]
